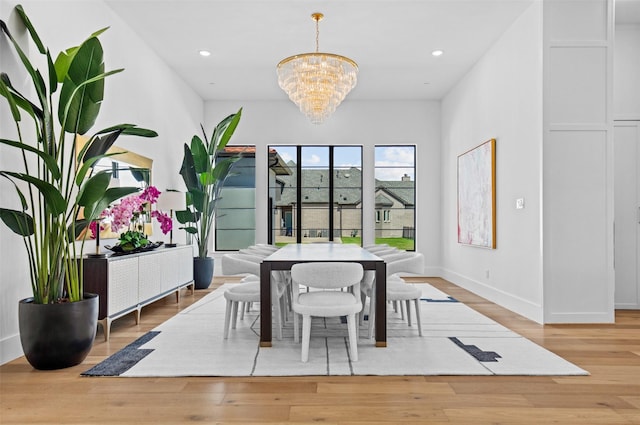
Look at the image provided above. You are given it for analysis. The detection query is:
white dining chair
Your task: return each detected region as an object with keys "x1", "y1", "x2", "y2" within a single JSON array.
[
  {"x1": 361, "y1": 251, "x2": 424, "y2": 338},
  {"x1": 252, "y1": 244, "x2": 280, "y2": 253},
  {"x1": 220, "y1": 253, "x2": 289, "y2": 340},
  {"x1": 364, "y1": 243, "x2": 389, "y2": 251},
  {"x1": 290, "y1": 262, "x2": 364, "y2": 362}
]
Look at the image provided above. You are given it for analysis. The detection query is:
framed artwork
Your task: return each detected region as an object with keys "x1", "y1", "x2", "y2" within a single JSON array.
[{"x1": 457, "y1": 139, "x2": 496, "y2": 249}]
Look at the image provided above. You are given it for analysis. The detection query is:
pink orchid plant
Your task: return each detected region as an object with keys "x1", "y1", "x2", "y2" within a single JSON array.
[{"x1": 90, "y1": 186, "x2": 172, "y2": 238}]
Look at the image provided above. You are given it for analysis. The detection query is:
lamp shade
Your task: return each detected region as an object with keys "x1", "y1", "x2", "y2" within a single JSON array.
[{"x1": 157, "y1": 190, "x2": 184, "y2": 211}]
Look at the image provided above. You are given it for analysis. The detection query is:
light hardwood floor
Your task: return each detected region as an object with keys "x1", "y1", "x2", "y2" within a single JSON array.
[{"x1": 1, "y1": 277, "x2": 640, "y2": 424}]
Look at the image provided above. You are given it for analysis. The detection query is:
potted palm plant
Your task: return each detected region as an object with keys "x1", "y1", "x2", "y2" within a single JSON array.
[
  {"x1": 0, "y1": 5, "x2": 157, "y2": 369},
  {"x1": 176, "y1": 109, "x2": 242, "y2": 289}
]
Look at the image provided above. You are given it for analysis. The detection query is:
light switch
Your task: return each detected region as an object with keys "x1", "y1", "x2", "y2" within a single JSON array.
[{"x1": 516, "y1": 198, "x2": 525, "y2": 209}]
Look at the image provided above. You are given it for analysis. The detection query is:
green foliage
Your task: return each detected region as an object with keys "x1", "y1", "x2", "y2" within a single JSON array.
[
  {"x1": 0, "y1": 5, "x2": 157, "y2": 303},
  {"x1": 176, "y1": 109, "x2": 242, "y2": 258},
  {"x1": 117, "y1": 230, "x2": 150, "y2": 252}
]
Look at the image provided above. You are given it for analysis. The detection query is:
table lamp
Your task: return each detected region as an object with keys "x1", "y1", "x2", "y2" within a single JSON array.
[{"x1": 157, "y1": 190, "x2": 184, "y2": 248}]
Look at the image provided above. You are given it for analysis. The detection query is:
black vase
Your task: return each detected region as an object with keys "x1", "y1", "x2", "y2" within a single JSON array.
[
  {"x1": 193, "y1": 256, "x2": 214, "y2": 289},
  {"x1": 18, "y1": 293, "x2": 98, "y2": 370}
]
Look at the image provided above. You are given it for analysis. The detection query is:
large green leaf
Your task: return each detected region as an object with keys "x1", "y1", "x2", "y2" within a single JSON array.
[
  {"x1": 46, "y1": 50, "x2": 58, "y2": 95},
  {"x1": 82, "y1": 186, "x2": 140, "y2": 222},
  {"x1": 93, "y1": 123, "x2": 157, "y2": 138},
  {"x1": 208, "y1": 157, "x2": 239, "y2": 185},
  {"x1": 76, "y1": 170, "x2": 111, "y2": 207},
  {"x1": 215, "y1": 108, "x2": 242, "y2": 152},
  {"x1": 1, "y1": 172, "x2": 66, "y2": 216},
  {"x1": 130, "y1": 168, "x2": 150, "y2": 185},
  {"x1": 180, "y1": 226, "x2": 198, "y2": 235},
  {"x1": 74, "y1": 151, "x2": 119, "y2": 186},
  {"x1": 14, "y1": 5, "x2": 46, "y2": 54},
  {"x1": 0, "y1": 75, "x2": 20, "y2": 121},
  {"x1": 189, "y1": 189, "x2": 207, "y2": 214},
  {"x1": 58, "y1": 37, "x2": 105, "y2": 134},
  {"x1": 190, "y1": 135, "x2": 209, "y2": 174},
  {"x1": 0, "y1": 208, "x2": 34, "y2": 237},
  {"x1": 0, "y1": 73, "x2": 42, "y2": 120},
  {"x1": 80, "y1": 126, "x2": 157, "y2": 163},
  {"x1": 81, "y1": 130, "x2": 123, "y2": 162},
  {"x1": 179, "y1": 144, "x2": 200, "y2": 192},
  {"x1": 0, "y1": 138, "x2": 60, "y2": 180},
  {"x1": 175, "y1": 209, "x2": 197, "y2": 225},
  {"x1": 54, "y1": 46, "x2": 79, "y2": 84},
  {"x1": 0, "y1": 20, "x2": 47, "y2": 111},
  {"x1": 210, "y1": 113, "x2": 234, "y2": 154},
  {"x1": 54, "y1": 27, "x2": 110, "y2": 84},
  {"x1": 70, "y1": 218, "x2": 89, "y2": 240}
]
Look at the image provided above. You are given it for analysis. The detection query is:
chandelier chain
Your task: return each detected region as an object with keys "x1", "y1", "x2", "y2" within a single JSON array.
[{"x1": 315, "y1": 18, "x2": 320, "y2": 52}]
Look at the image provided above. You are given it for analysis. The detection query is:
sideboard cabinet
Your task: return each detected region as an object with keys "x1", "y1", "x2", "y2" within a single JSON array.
[{"x1": 83, "y1": 245, "x2": 194, "y2": 340}]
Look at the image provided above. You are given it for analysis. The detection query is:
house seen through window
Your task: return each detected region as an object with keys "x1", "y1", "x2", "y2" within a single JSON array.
[
  {"x1": 375, "y1": 145, "x2": 416, "y2": 251},
  {"x1": 268, "y1": 146, "x2": 363, "y2": 246}
]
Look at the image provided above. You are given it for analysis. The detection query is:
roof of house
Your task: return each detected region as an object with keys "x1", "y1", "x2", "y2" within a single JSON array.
[{"x1": 275, "y1": 166, "x2": 414, "y2": 207}]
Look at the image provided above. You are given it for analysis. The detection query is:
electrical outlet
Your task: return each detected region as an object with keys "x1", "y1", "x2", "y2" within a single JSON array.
[{"x1": 516, "y1": 198, "x2": 525, "y2": 209}]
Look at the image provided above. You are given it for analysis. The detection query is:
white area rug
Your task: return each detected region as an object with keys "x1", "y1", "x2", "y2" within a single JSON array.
[{"x1": 82, "y1": 283, "x2": 588, "y2": 377}]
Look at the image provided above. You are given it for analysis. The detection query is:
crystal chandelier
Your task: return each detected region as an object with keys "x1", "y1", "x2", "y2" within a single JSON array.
[{"x1": 277, "y1": 12, "x2": 358, "y2": 125}]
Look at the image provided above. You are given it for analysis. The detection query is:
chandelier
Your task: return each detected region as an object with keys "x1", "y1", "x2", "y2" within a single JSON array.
[{"x1": 277, "y1": 12, "x2": 358, "y2": 125}]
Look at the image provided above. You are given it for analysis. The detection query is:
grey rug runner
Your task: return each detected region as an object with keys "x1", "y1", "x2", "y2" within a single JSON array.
[{"x1": 82, "y1": 283, "x2": 587, "y2": 377}]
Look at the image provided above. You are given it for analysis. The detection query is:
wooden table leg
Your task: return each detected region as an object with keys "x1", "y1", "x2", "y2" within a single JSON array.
[
  {"x1": 260, "y1": 261, "x2": 272, "y2": 347},
  {"x1": 375, "y1": 261, "x2": 387, "y2": 347}
]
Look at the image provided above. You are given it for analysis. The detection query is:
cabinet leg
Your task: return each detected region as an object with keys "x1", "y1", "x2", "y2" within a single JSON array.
[
  {"x1": 135, "y1": 307, "x2": 141, "y2": 325},
  {"x1": 175, "y1": 289, "x2": 180, "y2": 303},
  {"x1": 99, "y1": 318, "x2": 111, "y2": 342}
]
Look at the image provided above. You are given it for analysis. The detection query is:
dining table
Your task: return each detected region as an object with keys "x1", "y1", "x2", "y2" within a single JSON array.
[{"x1": 259, "y1": 243, "x2": 387, "y2": 347}]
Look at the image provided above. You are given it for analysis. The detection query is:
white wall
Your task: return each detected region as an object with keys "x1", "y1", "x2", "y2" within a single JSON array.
[
  {"x1": 0, "y1": 0, "x2": 34, "y2": 366},
  {"x1": 204, "y1": 100, "x2": 442, "y2": 276},
  {"x1": 441, "y1": 2, "x2": 544, "y2": 322},
  {"x1": 614, "y1": 24, "x2": 640, "y2": 119},
  {"x1": 0, "y1": 0, "x2": 204, "y2": 363}
]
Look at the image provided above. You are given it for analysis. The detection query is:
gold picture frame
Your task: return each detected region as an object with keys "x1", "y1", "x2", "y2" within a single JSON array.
[{"x1": 75, "y1": 136, "x2": 154, "y2": 240}]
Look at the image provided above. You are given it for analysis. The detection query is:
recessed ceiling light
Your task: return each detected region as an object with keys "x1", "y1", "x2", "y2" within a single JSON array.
[
  {"x1": 199, "y1": 50, "x2": 211, "y2": 57},
  {"x1": 431, "y1": 50, "x2": 444, "y2": 57}
]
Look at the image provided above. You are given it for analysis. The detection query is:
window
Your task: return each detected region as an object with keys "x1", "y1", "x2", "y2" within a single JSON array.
[
  {"x1": 374, "y1": 145, "x2": 416, "y2": 251},
  {"x1": 215, "y1": 146, "x2": 256, "y2": 251},
  {"x1": 268, "y1": 146, "x2": 362, "y2": 246}
]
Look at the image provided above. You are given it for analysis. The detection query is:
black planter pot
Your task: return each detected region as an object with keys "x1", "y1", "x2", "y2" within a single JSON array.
[
  {"x1": 193, "y1": 256, "x2": 214, "y2": 289},
  {"x1": 18, "y1": 293, "x2": 98, "y2": 370}
]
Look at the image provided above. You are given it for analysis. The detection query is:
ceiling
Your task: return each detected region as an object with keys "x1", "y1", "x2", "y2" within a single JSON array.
[{"x1": 104, "y1": 0, "x2": 639, "y2": 102}]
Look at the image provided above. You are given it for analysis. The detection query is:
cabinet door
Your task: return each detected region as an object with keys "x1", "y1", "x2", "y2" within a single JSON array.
[
  {"x1": 614, "y1": 122, "x2": 640, "y2": 309},
  {"x1": 139, "y1": 251, "x2": 164, "y2": 302},
  {"x1": 160, "y1": 246, "x2": 193, "y2": 292},
  {"x1": 108, "y1": 257, "x2": 139, "y2": 315}
]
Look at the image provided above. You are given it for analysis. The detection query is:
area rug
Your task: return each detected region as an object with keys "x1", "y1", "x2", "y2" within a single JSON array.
[{"x1": 82, "y1": 283, "x2": 588, "y2": 377}]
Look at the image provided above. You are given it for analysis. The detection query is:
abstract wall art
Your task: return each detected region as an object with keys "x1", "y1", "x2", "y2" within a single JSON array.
[{"x1": 457, "y1": 139, "x2": 496, "y2": 249}]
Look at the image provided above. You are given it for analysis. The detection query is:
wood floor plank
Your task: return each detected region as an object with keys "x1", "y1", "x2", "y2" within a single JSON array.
[
  {"x1": 442, "y1": 407, "x2": 631, "y2": 425},
  {"x1": 2, "y1": 276, "x2": 640, "y2": 424}
]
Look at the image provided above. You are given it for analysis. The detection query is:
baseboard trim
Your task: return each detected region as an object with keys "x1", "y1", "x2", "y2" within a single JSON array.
[
  {"x1": 544, "y1": 311, "x2": 615, "y2": 324},
  {"x1": 1, "y1": 333, "x2": 23, "y2": 365},
  {"x1": 440, "y1": 268, "x2": 544, "y2": 324}
]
